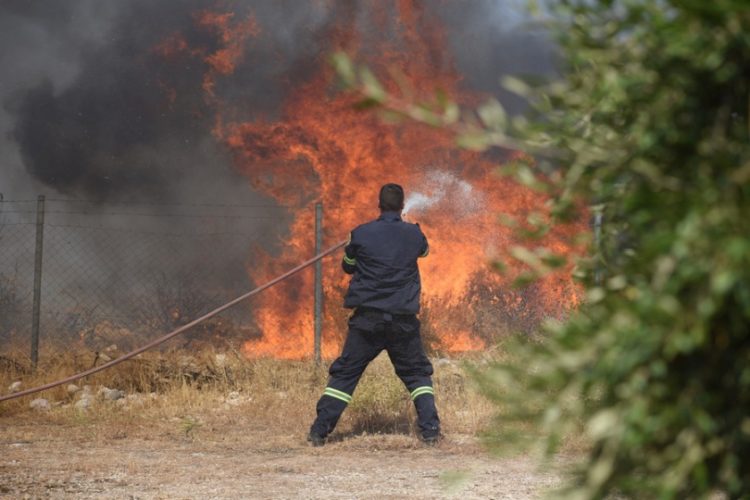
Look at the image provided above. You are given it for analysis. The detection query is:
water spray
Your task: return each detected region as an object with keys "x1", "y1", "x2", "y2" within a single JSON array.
[{"x1": 403, "y1": 170, "x2": 480, "y2": 219}]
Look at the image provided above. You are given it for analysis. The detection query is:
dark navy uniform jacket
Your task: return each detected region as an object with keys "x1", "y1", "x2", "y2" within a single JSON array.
[{"x1": 342, "y1": 211, "x2": 429, "y2": 315}]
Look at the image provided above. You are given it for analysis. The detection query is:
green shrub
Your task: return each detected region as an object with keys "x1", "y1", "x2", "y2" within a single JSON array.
[{"x1": 480, "y1": 2, "x2": 750, "y2": 497}]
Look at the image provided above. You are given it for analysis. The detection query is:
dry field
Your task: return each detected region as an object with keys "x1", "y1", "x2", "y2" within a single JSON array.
[{"x1": 0, "y1": 348, "x2": 573, "y2": 499}]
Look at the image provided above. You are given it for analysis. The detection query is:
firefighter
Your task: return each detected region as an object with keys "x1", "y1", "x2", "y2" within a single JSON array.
[{"x1": 307, "y1": 183, "x2": 440, "y2": 446}]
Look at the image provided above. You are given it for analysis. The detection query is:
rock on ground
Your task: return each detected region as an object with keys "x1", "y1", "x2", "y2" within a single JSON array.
[
  {"x1": 29, "y1": 398, "x2": 50, "y2": 411},
  {"x1": 98, "y1": 387, "x2": 125, "y2": 401}
]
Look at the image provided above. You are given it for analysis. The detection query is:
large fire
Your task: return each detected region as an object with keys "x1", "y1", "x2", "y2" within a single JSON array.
[{"x1": 156, "y1": 3, "x2": 583, "y2": 359}]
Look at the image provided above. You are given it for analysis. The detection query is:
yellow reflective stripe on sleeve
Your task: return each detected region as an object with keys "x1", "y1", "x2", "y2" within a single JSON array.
[
  {"x1": 410, "y1": 386, "x2": 434, "y2": 400},
  {"x1": 343, "y1": 255, "x2": 356, "y2": 266},
  {"x1": 323, "y1": 387, "x2": 352, "y2": 404}
]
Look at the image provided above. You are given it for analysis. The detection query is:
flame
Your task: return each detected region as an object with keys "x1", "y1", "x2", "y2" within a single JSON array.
[
  {"x1": 443, "y1": 331, "x2": 486, "y2": 353},
  {"x1": 154, "y1": 3, "x2": 584, "y2": 359},
  {"x1": 194, "y1": 11, "x2": 259, "y2": 98}
]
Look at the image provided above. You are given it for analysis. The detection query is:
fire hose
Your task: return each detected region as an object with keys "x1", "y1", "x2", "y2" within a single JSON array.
[{"x1": 0, "y1": 240, "x2": 347, "y2": 403}]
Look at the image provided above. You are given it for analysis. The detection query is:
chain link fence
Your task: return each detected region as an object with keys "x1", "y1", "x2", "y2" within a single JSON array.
[
  {"x1": 0, "y1": 196, "x2": 301, "y2": 361},
  {"x1": 1, "y1": 195, "x2": 579, "y2": 365},
  {"x1": 0, "y1": 200, "x2": 35, "y2": 348}
]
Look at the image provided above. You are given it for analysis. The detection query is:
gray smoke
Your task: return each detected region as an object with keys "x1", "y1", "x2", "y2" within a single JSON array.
[{"x1": 437, "y1": 1, "x2": 555, "y2": 113}]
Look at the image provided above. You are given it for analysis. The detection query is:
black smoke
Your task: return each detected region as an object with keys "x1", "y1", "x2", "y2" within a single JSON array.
[
  {"x1": 2, "y1": 1, "x2": 336, "y2": 201},
  {"x1": 4, "y1": 0, "x2": 235, "y2": 201}
]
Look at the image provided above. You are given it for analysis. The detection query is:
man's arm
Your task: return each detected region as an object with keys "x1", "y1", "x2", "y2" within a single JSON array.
[
  {"x1": 418, "y1": 228, "x2": 429, "y2": 258},
  {"x1": 342, "y1": 232, "x2": 357, "y2": 274}
]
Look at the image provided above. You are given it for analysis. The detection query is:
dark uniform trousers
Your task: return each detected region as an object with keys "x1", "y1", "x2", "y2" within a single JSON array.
[{"x1": 310, "y1": 308, "x2": 440, "y2": 439}]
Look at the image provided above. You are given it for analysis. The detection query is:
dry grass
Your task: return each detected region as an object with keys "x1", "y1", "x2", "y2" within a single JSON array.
[
  {"x1": 0, "y1": 346, "x2": 582, "y2": 499},
  {"x1": 0, "y1": 346, "x2": 498, "y2": 442}
]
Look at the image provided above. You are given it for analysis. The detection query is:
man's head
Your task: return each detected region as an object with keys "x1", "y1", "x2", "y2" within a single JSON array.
[{"x1": 379, "y1": 183, "x2": 405, "y2": 212}]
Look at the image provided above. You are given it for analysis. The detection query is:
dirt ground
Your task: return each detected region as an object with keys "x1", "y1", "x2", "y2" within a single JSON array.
[{"x1": 0, "y1": 421, "x2": 568, "y2": 499}]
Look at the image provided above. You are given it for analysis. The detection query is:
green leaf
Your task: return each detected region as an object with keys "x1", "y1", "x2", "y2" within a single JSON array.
[
  {"x1": 330, "y1": 52, "x2": 356, "y2": 88},
  {"x1": 358, "y1": 67, "x2": 386, "y2": 101},
  {"x1": 512, "y1": 270, "x2": 539, "y2": 288},
  {"x1": 477, "y1": 98, "x2": 508, "y2": 130},
  {"x1": 456, "y1": 131, "x2": 490, "y2": 151},
  {"x1": 501, "y1": 75, "x2": 531, "y2": 97},
  {"x1": 353, "y1": 98, "x2": 382, "y2": 110},
  {"x1": 443, "y1": 101, "x2": 460, "y2": 124}
]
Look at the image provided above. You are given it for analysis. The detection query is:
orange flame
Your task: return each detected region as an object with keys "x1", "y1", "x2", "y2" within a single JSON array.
[
  {"x1": 443, "y1": 331, "x2": 486, "y2": 353},
  {"x1": 154, "y1": 3, "x2": 584, "y2": 359},
  {"x1": 194, "y1": 10, "x2": 259, "y2": 98}
]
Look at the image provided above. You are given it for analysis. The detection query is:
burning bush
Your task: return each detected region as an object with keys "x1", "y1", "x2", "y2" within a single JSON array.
[{"x1": 145, "y1": 2, "x2": 584, "y2": 360}]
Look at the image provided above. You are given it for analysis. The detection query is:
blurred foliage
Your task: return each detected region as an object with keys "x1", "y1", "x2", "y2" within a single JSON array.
[{"x1": 332, "y1": 0, "x2": 750, "y2": 497}]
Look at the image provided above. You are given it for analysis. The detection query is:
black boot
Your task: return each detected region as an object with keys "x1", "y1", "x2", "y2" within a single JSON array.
[{"x1": 307, "y1": 432, "x2": 325, "y2": 447}]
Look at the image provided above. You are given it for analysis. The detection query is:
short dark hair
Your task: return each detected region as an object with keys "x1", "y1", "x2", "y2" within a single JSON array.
[{"x1": 379, "y1": 183, "x2": 404, "y2": 211}]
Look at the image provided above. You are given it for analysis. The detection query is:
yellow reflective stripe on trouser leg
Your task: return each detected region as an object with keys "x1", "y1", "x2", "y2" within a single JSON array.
[
  {"x1": 410, "y1": 386, "x2": 434, "y2": 400},
  {"x1": 343, "y1": 255, "x2": 356, "y2": 266},
  {"x1": 323, "y1": 387, "x2": 352, "y2": 404}
]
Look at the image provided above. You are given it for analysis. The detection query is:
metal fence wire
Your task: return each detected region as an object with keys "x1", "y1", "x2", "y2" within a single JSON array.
[
  {"x1": 0, "y1": 200, "x2": 35, "y2": 349},
  {"x1": 0, "y1": 196, "x2": 300, "y2": 360}
]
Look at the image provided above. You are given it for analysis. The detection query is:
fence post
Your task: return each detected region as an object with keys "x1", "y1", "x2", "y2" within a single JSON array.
[
  {"x1": 314, "y1": 202, "x2": 323, "y2": 365},
  {"x1": 31, "y1": 195, "x2": 45, "y2": 368}
]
